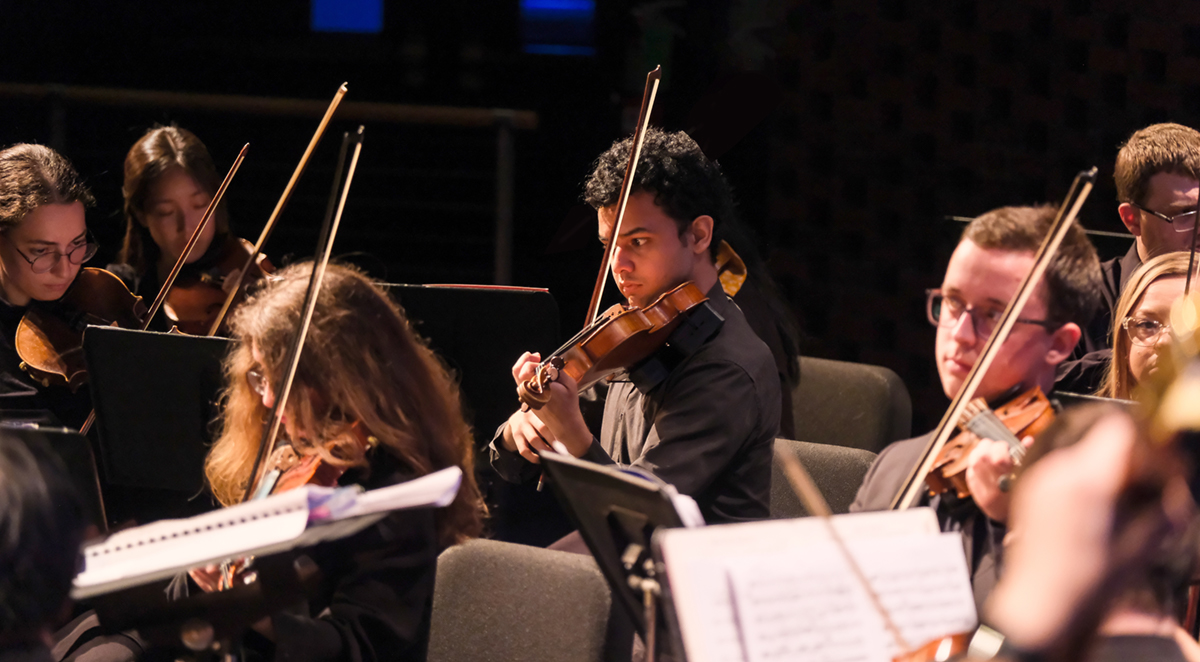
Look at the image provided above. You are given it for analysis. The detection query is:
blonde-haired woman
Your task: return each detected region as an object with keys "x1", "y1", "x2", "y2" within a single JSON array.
[
  {"x1": 1099, "y1": 251, "x2": 1194, "y2": 399},
  {"x1": 195, "y1": 261, "x2": 484, "y2": 661}
]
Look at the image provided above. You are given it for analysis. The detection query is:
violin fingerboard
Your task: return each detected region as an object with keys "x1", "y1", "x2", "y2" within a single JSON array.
[{"x1": 962, "y1": 410, "x2": 1025, "y2": 460}]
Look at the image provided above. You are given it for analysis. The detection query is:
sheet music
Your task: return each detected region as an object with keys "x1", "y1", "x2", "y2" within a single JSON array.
[
  {"x1": 75, "y1": 466, "x2": 463, "y2": 591},
  {"x1": 657, "y1": 509, "x2": 972, "y2": 662}
]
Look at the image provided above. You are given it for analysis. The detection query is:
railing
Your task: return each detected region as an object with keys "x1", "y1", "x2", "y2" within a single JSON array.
[{"x1": 0, "y1": 82, "x2": 538, "y2": 284}]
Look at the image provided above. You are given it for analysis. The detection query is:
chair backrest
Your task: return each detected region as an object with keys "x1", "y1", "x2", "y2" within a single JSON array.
[
  {"x1": 770, "y1": 438, "x2": 877, "y2": 518},
  {"x1": 791, "y1": 356, "x2": 912, "y2": 453},
  {"x1": 427, "y1": 539, "x2": 619, "y2": 662}
]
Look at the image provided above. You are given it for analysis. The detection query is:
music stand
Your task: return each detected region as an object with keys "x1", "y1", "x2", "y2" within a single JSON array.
[
  {"x1": 540, "y1": 452, "x2": 689, "y2": 638},
  {"x1": 0, "y1": 425, "x2": 107, "y2": 531},
  {"x1": 84, "y1": 326, "x2": 231, "y2": 523}
]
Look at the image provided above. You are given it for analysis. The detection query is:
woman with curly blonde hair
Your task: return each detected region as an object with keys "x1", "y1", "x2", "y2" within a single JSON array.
[{"x1": 196, "y1": 260, "x2": 484, "y2": 662}]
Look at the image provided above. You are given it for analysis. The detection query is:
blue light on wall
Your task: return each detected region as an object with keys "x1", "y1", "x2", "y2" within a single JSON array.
[
  {"x1": 521, "y1": 0, "x2": 594, "y2": 56},
  {"x1": 312, "y1": 0, "x2": 383, "y2": 34}
]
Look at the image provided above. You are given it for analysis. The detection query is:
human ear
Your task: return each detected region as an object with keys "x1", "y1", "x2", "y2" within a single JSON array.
[
  {"x1": 689, "y1": 215, "x2": 714, "y2": 254},
  {"x1": 1045, "y1": 322, "x2": 1082, "y2": 365},
  {"x1": 1117, "y1": 203, "x2": 1142, "y2": 237}
]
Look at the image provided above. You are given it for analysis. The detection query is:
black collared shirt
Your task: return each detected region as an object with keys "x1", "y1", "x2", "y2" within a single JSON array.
[{"x1": 491, "y1": 282, "x2": 781, "y2": 524}]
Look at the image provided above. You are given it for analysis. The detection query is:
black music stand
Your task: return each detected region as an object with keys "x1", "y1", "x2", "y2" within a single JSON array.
[
  {"x1": 0, "y1": 425, "x2": 107, "y2": 531},
  {"x1": 84, "y1": 326, "x2": 231, "y2": 524},
  {"x1": 384, "y1": 284, "x2": 572, "y2": 545},
  {"x1": 540, "y1": 452, "x2": 689, "y2": 638}
]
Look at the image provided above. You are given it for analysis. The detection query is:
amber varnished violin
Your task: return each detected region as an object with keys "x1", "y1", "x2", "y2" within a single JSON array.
[
  {"x1": 517, "y1": 280, "x2": 707, "y2": 409},
  {"x1": 15, "y1": 267, "x2": 146, "y2": 391},
  {"x1": 163, "y1": 234, "x2": 275, "y2": 335},
  {"x1": 925, "y1": 386, "x2": 1055, "y2": 499}
]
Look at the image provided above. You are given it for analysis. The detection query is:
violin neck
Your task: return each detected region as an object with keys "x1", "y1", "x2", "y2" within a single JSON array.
[{"x1": 962, "y1": 410, "x2": 1026, "y2": 462}]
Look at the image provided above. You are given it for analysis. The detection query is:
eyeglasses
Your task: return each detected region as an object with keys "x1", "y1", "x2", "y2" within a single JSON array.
[
  {"x1": 246, "y1": 368, "x2": 268, "y2": 397},
  {"x1": 1131, "y1": 202, "x2": 1198, "y2": 234},
  {"x1": 1121, "y1": 316, "x2": 1173, "y2": 347},
  {"x1": 926, "y1": 289, "x2": 1059, "y2": 338},
  {"x1": 8, "y1": 233, "x2": 99, "y2": 274}
]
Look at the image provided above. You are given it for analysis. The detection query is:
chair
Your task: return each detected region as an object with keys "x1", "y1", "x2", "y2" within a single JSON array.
[
  {"x1": 791, "y1": 356, "x2": 912, "y2": 453},
  {"x1": 770, "y1": 438, "x2": 878, "y2": 518},
  {"x1": 427, "y1": 539, "x2": 628, "y2": 662}
]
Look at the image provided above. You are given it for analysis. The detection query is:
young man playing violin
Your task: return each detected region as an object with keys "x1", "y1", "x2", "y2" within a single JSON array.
[
  {"x1": 851, "y1": 205, "x2": 1103, "y2": 611},
  {"x1": 0, "y1": 144, "x2": 98, "y2": 428},
  {"x1": 1058, "y1": 122, "x2": 1200, "y2": 393},
  {"x1": 490, "y1": 128, "x2": 781, "y2": 524}
]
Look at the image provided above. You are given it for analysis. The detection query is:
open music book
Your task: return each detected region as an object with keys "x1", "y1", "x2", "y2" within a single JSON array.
[
  {"x1": 654, "y1": 508, "x2": 978, "y2": 662},
  {"x1": 73, "y1": 466, "x2": 462, "y2": 597}
]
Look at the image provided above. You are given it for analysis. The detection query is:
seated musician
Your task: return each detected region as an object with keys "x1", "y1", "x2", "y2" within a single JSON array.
[
  {"x1": 1100, "y1": 251, "x2": 1192, "y2": 400},
  {"x1": 1058, "y1": 123, "x2": 1200, "y2": 393},
  {"x1": 0, "y1": 144, "x2": 98, "y2": 428},
  {"x1": 489, "y1": 128, "x2": 782, "y2": 524},
  {"x1": 0, "y1": 430, "x2": 87, "y2": 662},
  {"x1": 850, "y1": 205, "x2": 1103, "y2": 611},
  {"x1": 112, "y1": 125, "x2": 270, "y2": 331},
  {"x1": 190, "y1": 262, "x2": 485, "y2": 662}
]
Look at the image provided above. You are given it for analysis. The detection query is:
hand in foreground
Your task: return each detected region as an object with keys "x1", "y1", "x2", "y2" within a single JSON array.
[
  {"x1": 986, "y1": 412, "x2": 1138, "y2": 651},
  {"x1": 189, "y1": 564, "x2": 223, "y2": 593},
  {"x1": 965, "y1": 435, "x2": 1033, "y2": 523}
]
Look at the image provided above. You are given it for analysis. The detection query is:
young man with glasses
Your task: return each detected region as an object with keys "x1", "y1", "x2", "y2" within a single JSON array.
[
  {"x1": 851, "y1": 205, "x2": 1103, "y2": 611},
  {"x1": 0, "y1": 144, "x2": 98, "y2": 428},
  {"x1": 1058, "y1": 122, "x2": 1200, "y2": 393}
]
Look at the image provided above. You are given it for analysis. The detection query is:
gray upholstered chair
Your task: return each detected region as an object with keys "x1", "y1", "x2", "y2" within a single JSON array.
[
  {"x1": 426, "y1": 539, "x2": 627, "y2": 662},
  {"x1": 770, "y1": 438, "x2": 878, "y2": 518},
  {"x1": 791, "y1": 356, "x2": 912, "y2": 453}
]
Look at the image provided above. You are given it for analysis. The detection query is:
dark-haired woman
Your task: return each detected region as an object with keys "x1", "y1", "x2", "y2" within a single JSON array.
[
  {"x1": 0, "y1": 143, "x2": 99, "y2": 428},
  {"x1": 113, "y1": 125, "x2": 271, "y2": 333}
]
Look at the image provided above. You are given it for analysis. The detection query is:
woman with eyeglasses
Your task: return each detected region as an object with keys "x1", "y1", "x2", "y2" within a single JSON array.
[
  {"x1": 189, "y1": 260, "x2": 484, "y2": 662},
  {"x1": 0, "y1": 144, "x2": 102, "y2": 428},
  {"x1": 113, "y1": 125, "x2": 272, "y2": 333},
  {"x1": 1099, "y1": 251, "x2": 1193, "y2": 399}
]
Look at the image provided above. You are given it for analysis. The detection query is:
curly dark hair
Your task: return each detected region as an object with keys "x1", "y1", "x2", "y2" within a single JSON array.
[
  {"x1": 583, "y1": 128, "x2": 740, "y2": 260},
  {"x1": 0, "y1": 432, "x2": 85, "y2": 640}
]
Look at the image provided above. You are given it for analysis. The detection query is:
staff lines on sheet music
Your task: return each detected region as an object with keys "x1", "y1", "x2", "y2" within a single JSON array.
[{"x1": 87, "y1": 504, "x2": 306, "y2": 557}]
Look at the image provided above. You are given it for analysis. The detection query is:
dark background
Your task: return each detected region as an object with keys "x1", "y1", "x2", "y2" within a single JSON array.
[{"x1": 2, "y1": 0, "x2": 1192, "y2": 432}]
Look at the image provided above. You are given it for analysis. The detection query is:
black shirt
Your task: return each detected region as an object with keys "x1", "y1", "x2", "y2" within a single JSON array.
[
  {"x1": 0, "y1": 299, "x2": 92, "y2": 429},
  {"x1": 490, "y1": 282, "x2": 782, "y2": 524},
  {"x1": 1056, "y1": 244, "x2": 1141, "y2": 395}
]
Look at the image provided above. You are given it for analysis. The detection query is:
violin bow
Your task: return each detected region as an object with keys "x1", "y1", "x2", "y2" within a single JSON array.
[
  {"x1": 241, "y1": 126, "x2": 365, "y2": 503},
  {"x1": 208, "y1": 83, "x2": 349, "y2": 336},
  {"x1": 77, "y1": 145, "x2": 249, "y2": 437},
  {"x1": 585, "y1": 66, "x2": 661, "y2": 325},
  {"x1": 889, "y1": 168, "x2": 1098, "y2": 511}
]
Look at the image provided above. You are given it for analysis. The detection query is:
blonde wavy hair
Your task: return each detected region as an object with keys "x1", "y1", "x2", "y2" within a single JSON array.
[
  {"x1": 1099, "y1": 251, "x2": 1194, "y2": 399},
  {"x1": 205, "y1": 261, "x2": 483, "y2": 547}
]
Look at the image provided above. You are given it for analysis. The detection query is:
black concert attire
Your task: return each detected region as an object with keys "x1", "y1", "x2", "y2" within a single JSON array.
[
  {"x1": 1088, "y1": 635, "x2": 1187, "y2": 662},
  {"x1": 730, "y1": 276, "x2": 800, "y2": 440},
  {"x1": 54, "y1": 448, "x2": 443, "y2": 662},
  {"x1": 1056, "y1": 244, "x2": 1141, "y2": 395},
  {"x1": 490, "y1": 282, "x2": 782, "y2": 524},
  {"x1": 0, "y1": 299, "x2": 91, "y2": 429},
  {"x1": 0, "y1": 644, "x2": 53, "y2": 662},
  {"x1": 849, "y1": 432, "x2": 1005, "y2": 614}
]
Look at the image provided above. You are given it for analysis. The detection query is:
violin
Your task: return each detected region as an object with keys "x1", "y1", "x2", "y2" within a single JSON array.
[
  {"x1": 162, "y1": 234, "x2": 275, "y2": 335},
  {"x1": 517, "y1": 281, "x2": 707, "y2": 409},
  {"x1": 517, "y1": 66, "x2": 666, "y2": 411},
  {"x1": 15, "y1": 267, "x2": 146, "y2": 391},
  {"x1": 925, "y1": 386, "x2": 1055, "y2": 499}
]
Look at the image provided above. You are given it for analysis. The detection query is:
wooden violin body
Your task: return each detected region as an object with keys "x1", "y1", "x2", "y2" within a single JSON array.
[
  {"x1": 925, "y1": 386, "x2": 1054, "y2": 499},
  {"x1": 15, "y1": 267, "x2": 146, "y2": 391},
  {"x1": 517, "y1": 281, "x2": 707, "y2": 409},
  {"x1": 164, "y1": 235, "x2": 274, "y2": 335},
  {"x1": 893, "y1": 633, "x2": 971, "y2": 662}
]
